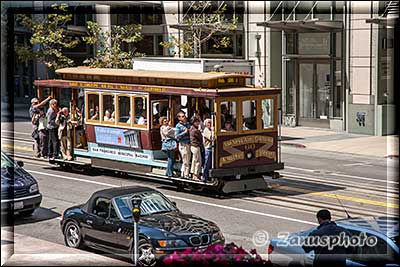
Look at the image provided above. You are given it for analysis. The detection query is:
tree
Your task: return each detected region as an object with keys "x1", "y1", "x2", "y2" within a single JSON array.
[
  {"x1": 82, "y1": 21, "x2": 143, "y2": 69},
  {"x1": 161, "y1": 1, "x2": 238, "y2": 58},
  {"x1": 15, "y1": 3, "x2": 80, "y2": 74}
]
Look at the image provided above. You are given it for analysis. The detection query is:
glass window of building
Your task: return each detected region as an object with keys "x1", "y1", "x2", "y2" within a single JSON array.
[
  {"x1": 242, "y1": 100, "x2": 257, "y2": 131},
  {"x1": 134, "y1": 97, "x2": 147, "y2": 126},
  {"x1": 87, "y1": 94, "x2": 99, "y2": 121},
  {"x1": 102, "y1": 94, "x2": 115, "y2": 122},
  {"x1": 220, "y1": 101, "x2": 237, "y2": 132},
  {"x1": 118, "y1": 95, "x2": 131, "y2": 124},
  {"x1": 298, "y1": 32, "x2": 330, "y2": 55},
  {"x1": 262, "y1": 99, "x2": 274, "y2": 129}
]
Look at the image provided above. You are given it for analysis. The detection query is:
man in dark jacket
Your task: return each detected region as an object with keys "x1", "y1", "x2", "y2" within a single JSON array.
[{"x1": 303, "y1": 209, "x2": 351, "y2": 267}]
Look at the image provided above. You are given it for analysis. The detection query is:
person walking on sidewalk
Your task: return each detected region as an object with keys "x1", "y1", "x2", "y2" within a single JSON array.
[
  {"x1": 56, "y1": 107, "x2": 73, "y2": 161},
  {"x1": 302, "y1": 209, "x2": 352, "y2": 267},
  {"x1": 189, "y1": 117, "x2": 203, "y2": 181},
  {"x1": 29, "y1": 96, "x2": 51, "y2": 158},
  {"x1": 46, "y1": 99, "x2": 60, "y2": 159},
  {"x1": 175, "y1": 110, "x2": 191, "y2": 179}
]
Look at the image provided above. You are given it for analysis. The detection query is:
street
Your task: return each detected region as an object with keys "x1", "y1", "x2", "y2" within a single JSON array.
[{"x1": 1, "y1": 120, "x2": 398, "y2": 265}]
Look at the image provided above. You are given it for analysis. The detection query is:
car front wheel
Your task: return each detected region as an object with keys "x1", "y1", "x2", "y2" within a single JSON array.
[
  {"x1": 64, "y1": 221, "x2": 84, "y2": 249},
  {"x1": 132, "y1": 239, "x2": 156, "y2": 266}
]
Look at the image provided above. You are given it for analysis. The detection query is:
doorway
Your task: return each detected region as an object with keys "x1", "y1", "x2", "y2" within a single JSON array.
[{"x1": 298, "y1": 63, "x2": 331, "y2": 127}]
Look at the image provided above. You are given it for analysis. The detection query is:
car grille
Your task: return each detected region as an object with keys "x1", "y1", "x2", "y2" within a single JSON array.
[
  {"x1": 189, "y1": 234, "x2": 210, "y2": 246},
  {"x1": 1, "y1": 188, "x2": 30, "y2": 200}
]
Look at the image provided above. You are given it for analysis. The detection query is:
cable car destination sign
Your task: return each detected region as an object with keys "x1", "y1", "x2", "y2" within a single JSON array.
[{"x1": 219, "y1": 135, "x2": 276, "y2": 167}]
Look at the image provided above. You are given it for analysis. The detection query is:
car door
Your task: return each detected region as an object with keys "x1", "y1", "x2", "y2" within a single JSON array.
[
  {"x1": 83, "y1": 197, "x2": 120, "y2": 249},
  {"x1": 346, "y1": 230, "x2": 399, "y2": 267},
  {"x1": 112, "y1": 197, "x2": 135, "y2": 251}
]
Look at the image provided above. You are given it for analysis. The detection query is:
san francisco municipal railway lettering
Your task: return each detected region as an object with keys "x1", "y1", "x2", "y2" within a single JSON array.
[
  {"x1": 219, "y1": 152, "x2": 245, "y2": 167},
  {"x1": 223, "y1": 135, "x2": 274, "y2": 149}
]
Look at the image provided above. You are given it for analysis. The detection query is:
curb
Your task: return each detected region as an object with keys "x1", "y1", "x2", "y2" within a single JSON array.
[
  {"x1": 281, "y1": 142, "x2": 306, "y2": 148},
  {"x1": 385, "y1": 155, "x2": 399, "y2": 159}
]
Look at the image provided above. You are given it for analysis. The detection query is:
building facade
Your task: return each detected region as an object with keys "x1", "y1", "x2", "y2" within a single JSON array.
[{"x1": 2, "y1": 1, "x2": 397, "y2": 135}]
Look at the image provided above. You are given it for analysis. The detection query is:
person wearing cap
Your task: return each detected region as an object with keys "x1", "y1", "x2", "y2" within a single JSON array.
[{"x1": 29, "y1": 96, "x2": 52, "y2": 158}]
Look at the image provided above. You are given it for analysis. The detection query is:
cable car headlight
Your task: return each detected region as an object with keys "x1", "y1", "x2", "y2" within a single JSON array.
[{"x1": 246, "y1": 151, "x2": 254, "y2": 160}]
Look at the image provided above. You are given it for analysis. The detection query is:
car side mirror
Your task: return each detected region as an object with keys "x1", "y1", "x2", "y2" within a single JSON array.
[
  {"x1": 16, "y1": 161, "x2": 24, "y2": 167},
  {"x1": 172, "y1": 201, "x2": 177, "y2": 207}
]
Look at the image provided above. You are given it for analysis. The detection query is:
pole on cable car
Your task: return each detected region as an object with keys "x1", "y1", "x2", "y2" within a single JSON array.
[{"x1": 131, "y1": 195, "x2": 142, "y2": 266}]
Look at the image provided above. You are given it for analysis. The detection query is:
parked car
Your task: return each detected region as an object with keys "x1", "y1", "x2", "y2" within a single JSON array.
[
  {"x1": 268, "y1": 216, "x2": 399, "y2": 266},
  {"x1": 60, "y1": 186, "x2": 225, "y2": 266},
  {"x1": 1, "y1": 152, "x2": 42, "y2": 216}
]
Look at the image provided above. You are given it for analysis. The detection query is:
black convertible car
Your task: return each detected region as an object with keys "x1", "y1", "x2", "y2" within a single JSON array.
[{"x1": 60, "y1": 186, "x2": 224, "y2": 266}]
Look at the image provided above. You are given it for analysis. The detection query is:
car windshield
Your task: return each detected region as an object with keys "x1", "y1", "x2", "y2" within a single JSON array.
[
  {"x1": 1, "y1": 152, "x2": 14, "y2": 169},
  {"x1": 114, "y1": 191, "x2": 177, "y2": 219}
]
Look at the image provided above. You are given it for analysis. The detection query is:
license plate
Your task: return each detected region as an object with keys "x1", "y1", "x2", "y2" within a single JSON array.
[{"x1": 14, "y1": 201, "x2": 24, "y2": 210}]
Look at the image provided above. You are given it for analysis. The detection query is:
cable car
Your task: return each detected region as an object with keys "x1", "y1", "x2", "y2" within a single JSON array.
[{"x1": 34, "y1": 67, "x2": 284, "y2": 194}]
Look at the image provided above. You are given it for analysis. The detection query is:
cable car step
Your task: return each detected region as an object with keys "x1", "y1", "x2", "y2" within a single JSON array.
[
  {"x1": 169, "y1": 177, "x2": 218, "y2": 186},
  {"x1": 49, "y1": 158, "x2": 91, "y2": 166}
]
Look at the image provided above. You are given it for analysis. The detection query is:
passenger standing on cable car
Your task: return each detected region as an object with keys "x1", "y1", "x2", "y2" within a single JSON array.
[
  {"x1": 56, "y1": 107, "x2": 73, "y2": 161},
  {"x1": 46, "y1": 99, "x2": 60, "y2": 160},
  {"x1": 160, "y1": 116, "x2": 177, "y2": 178},
  {"x1": 175, "y1": 110, "x2": 191, "y2": 179},
  {"x1": 202, "y1": 118, "x2": 214, "y2": 182},
  {"x1": 189, "y1": 117, "x2": 203, "y2": 181}
]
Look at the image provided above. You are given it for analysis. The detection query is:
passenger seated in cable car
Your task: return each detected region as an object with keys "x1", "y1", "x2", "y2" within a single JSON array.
[
  {"x1": 104, "y1": 110, "x2": 112, "y2": 121},
  {"x1": 222, "y1": 120, "x2": 234, "y2": 132},
  {"x1": 90, "y1": 106, "x2": 99, "y2": 120}
]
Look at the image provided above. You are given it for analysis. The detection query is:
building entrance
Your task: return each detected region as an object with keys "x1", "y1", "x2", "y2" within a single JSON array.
[{"x1": 298, "y1": 63, "x2": 331, "y2": 127}]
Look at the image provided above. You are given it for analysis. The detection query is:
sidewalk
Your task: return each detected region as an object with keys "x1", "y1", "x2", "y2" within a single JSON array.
[
  {"x1": 1, "y1": 229, "x2": 132, "y2": 266},
  {"x1": 281, "y1": 126, "x2": 399, "y2": 158}
]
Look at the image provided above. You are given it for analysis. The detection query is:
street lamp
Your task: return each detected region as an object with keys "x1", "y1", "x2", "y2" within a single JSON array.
[{"x1": 131, "y1": 195, "x2": 142, "y2": 266}]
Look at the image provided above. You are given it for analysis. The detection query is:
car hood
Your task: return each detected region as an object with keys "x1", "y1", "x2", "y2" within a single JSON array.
[
  {"x1": 140, "y1": 211, "x2": 220, "y2": 235},
  {"x1": 1, "y1": 167, "x2": 36, "y2": 189}
]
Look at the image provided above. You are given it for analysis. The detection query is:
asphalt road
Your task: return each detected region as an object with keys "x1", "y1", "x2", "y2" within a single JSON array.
[{"x1": 1, "y1": 121, "x2": 398, "y2": 262}]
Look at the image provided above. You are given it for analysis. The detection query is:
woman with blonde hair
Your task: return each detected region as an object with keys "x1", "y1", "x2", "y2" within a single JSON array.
[{"x1": 160, "y1": 116, "x2": 177, "y2": 178}]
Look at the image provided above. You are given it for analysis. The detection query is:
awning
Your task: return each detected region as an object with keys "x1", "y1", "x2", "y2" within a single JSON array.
[
  {"x1": 365, "y1": 17, "x2": 399, "y2": 27},
  {"x1": 256, "y1": 19, "x2": 343, "y2": 32}
]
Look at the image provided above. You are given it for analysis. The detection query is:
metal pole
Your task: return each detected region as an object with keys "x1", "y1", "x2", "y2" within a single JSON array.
[
  {"x1": 211, "y1": 98, "x2": 215, "y2": 170},
  {"x1": 133, "y1": 221, "x2": 138, "y2": 266}
]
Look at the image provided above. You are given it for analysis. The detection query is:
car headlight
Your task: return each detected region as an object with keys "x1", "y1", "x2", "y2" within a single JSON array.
[
  {"x1": 29, "y1": 183, "x2": 39, "y2": 193},
  {"x1": 157, "y1": 239, "x2": 187, "y2": 248},
  {"x1": 211, "y1": 231, "x2": 224, "y2": 243}
]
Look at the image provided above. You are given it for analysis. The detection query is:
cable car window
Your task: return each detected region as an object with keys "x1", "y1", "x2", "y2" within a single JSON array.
[
  {"x1": 262, "y1": 98, "x2": 274, "y2": 129},
  {"x1": 87, "y1": 93, "x2": 99, "y2": 121},
  {"x1": 152, "y1": 100, "x2": 169, "y2": 126},
  {"x1": 118, "y1": 95, "x2": 131, "y2": 124},
  {"x1": 220, "y1": 101, "x2": 236, "y2": 132},
  {"x1": 102, "y1": 94, "x2": 115, "y2": 123},
  {"x1": 242, "y1": 100, "x2": 257, "y2": 131},
  {"x1": 134, "y1": 97, "x2": 147, "y2": 126}
]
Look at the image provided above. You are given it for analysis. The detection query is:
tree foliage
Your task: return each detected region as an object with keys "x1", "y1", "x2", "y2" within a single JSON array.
[
  {"x1": 82, "y1": 21, "x2": 143, "y2": 69},
  {"x1": 15, "y1": 3, "x2": 79, "y2": 72},
  {"x1": 160, "y1": 1, "x2": 238, "y2": 58}
]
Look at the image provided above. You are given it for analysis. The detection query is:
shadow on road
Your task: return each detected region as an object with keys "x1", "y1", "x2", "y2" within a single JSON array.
[{"x1": 10, "y1": 207, "x2": 61, "y2": 226}]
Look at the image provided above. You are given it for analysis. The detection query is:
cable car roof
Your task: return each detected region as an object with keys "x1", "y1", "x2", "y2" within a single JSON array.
[{"x1": 55, "y1": 67, "x2": 253, "y2": 80}]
